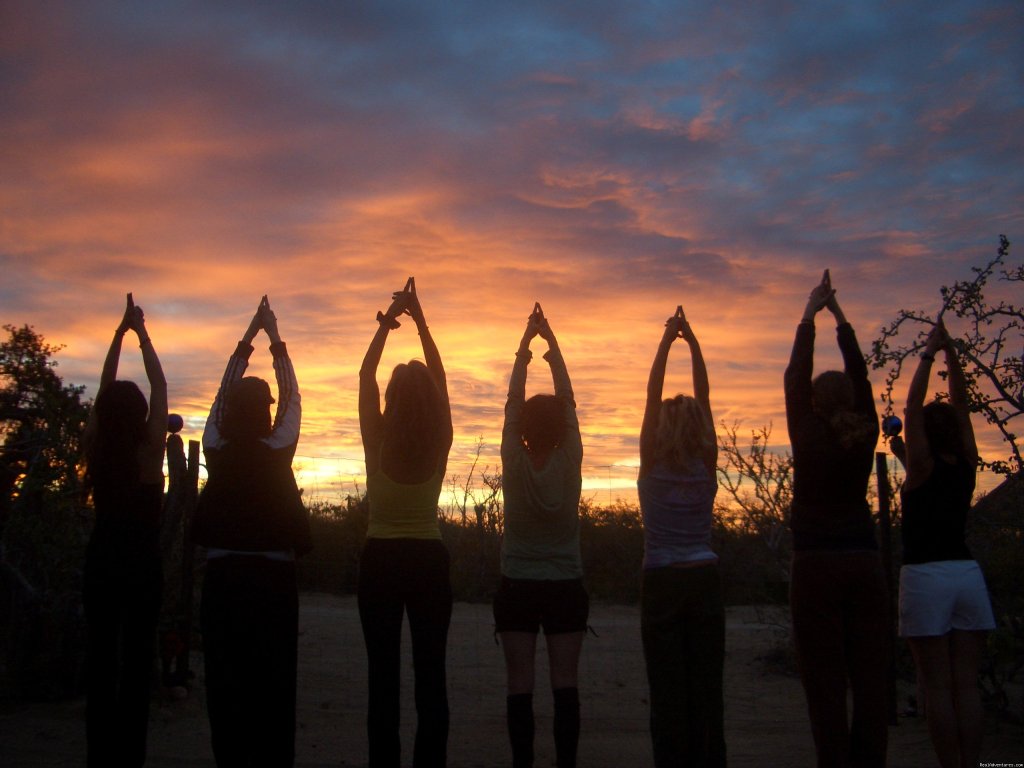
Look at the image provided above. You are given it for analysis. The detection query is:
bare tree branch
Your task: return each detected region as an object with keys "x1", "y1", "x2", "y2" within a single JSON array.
[
  {"x1": 716, "y1": 422, "x2": 793, "y2": 577},
  {"x1": 867, "y1": 235, "x2": 1022, "y2": 475}
]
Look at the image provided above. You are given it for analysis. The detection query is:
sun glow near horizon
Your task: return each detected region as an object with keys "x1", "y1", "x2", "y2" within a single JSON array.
[{"x1": 125, "y1": 289, "x2": 1015, "y2": 511}]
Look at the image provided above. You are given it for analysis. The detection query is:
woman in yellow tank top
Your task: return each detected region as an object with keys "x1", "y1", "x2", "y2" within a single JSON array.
[{"x1": 357, "y1": 278, "x2": 454, "y2": 768}]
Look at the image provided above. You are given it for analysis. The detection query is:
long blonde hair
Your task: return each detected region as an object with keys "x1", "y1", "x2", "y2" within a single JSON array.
[
  {"x1": 653, "y1": 394, "x2": 715, "y2": 470},
  {"x1": 382, "y1": 360, "x2": 446, "y2": 471}
]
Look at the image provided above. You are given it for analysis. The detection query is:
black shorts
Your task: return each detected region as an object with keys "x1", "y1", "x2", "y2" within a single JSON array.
[{"x1": 492, "y1": 576, "x2": 589, "y2": 635}]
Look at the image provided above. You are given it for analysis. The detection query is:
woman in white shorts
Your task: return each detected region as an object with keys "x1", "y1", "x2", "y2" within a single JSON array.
[{"x1": 899, "y1": 322, "x2": 995, "y2": 768}]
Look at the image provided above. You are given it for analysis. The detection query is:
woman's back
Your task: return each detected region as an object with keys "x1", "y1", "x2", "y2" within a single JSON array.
[
  {"x1": 366, "y1": 464, "x2": 444, "y2": 540},
  {"x1": 638, "y1": 459, "x2": 716, "y2": 569},
  {"x1": 785, "y1": 314, "x2": 878, "y2": 550},
  {"x1": 501, "y1": 444, "x2": 583, "y2": 579},
  {"x1": 499, "y1": 318, "x2": 582, "y2": 581}
]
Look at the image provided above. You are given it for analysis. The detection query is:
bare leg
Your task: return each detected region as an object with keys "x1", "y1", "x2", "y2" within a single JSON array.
[
  {"x1": 950, "y1": 630, "x2": 986, "y2": 768},
  {"x1": 908, "y1": 635, "x2": 958, "y2": 768},
  {"x1": 547, "y1": 631, "x2": 584, "y2": 690},
  {"x1": 501, "y1": 631, "x2": 538, "y2": 694}
]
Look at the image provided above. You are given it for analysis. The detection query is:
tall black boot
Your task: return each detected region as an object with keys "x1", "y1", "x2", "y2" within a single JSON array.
[
  {"x1": 553, "y1": 687, "x2": 580, "y2": 768},
  {"x1": 507, "y1": 692, "x2": 534, "y2": 768}
]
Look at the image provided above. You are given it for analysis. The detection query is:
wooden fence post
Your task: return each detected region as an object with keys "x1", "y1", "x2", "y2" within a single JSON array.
[
  {"x1": 176, "y1": 439, "x2": 200, "y2": 685},
  {"x1": 875, "y1": 451, "x2": 898, "y2": 726}
]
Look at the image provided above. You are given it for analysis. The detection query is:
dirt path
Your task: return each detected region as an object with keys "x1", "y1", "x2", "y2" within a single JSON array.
[{"x1": 2, "y1": 594, "x2": 1020, "y2": 766}]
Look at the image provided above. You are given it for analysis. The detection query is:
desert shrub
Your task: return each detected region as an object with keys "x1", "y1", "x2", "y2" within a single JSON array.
[
  {"x1": 298, "y1": 492, "x2": 812, "y2": 608},
  {"x1": 1, "y1": 491, "x2": 89, "y2": 699},
  {"x1": 713, "y1": 517, "x2": 790, "y2": 605},
  {"x1": 297, "y1": 495, "x2": 368, "y2": 594},
  {"x1": 441, "y1": 518, "x2": 501, "y2": 602},
  {"x1": 578, "y1": 500, "x2": 644, "y2": 603}
]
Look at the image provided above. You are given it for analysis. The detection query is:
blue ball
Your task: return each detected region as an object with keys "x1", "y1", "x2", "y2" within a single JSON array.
[{"x1": 882, "y1": 414, "x2": 902, "y2": 437}]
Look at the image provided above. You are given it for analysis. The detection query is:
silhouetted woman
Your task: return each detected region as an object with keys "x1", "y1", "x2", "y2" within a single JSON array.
[
  {"x1": 82, "y1": 294, "x2": 167, "y2": 767},
  {"x1": 192, "y1": 297, "x2": 311, "y2": 767},
  {"x1": 784, "y1": 271, "x2": 888, "y2": 767},
  {"x1": 494, "y1": 304, "x2": 585, "y2": 768},
  {"x1": 358, "y1": 279, "x2": 453, "y2": 767},
  {"x1": 638, "y1": 307, "x2": 725, "y2": 767},
  {"x1": 899, "y1": 322, "x2": 994, "y2": 768}
]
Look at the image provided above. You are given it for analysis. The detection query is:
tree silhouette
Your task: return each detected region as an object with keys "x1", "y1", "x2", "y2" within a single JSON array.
[
  {"x1": 869, "y1": 236, "x2": 1022, "y2": 475},
  {"x1": 0, "y1": 324, "x2": 91, "y2": 696},
  {"x1": 1, "y1": 324, "x2": 89, "y2": 531},
  {"x1": 716, "y1": 422, "x2": 793, "y2": 578}
]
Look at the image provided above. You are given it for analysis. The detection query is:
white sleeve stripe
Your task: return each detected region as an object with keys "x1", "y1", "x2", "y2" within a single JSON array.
[
  {"x1": 203, "y1": 352, "x2": 249, "y2": 450},
  {"x1": 266, "y1": 353, "x2": 300, "y2": 450}
]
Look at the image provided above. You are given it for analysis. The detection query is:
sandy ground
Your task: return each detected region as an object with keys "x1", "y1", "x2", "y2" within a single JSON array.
[{"x1": 2, "y1": 593, "x2": 1021, "y2": 767}]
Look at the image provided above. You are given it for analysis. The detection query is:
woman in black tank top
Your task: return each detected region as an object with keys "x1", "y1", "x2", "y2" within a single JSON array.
[
  {"x1": 82, "y1": 294, "x2": 168, "y2": 768},
  {"x1": 900, "y1": 321, "x2": 993, "y2": 768}
]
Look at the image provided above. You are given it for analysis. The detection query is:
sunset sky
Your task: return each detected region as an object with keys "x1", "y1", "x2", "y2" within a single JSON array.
[{"x1": 2, "y1": 1, "x2": 1021, "y2": 505}]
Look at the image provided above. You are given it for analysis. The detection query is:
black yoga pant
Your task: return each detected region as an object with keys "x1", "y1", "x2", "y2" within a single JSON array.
[
  {"x1": 641, "y1": 563, "x2": 726, "y2": 768},
  {"x1": 358, "y1": 538, "x2": 452, "y2": 768},
  {"x1": 200, "y1": 556, "x2": 299, "y2": 768}
]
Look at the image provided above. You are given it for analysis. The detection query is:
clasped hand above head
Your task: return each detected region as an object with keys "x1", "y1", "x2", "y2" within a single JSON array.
[
  {"x1": 523, "y1": 302, "x2": 554, "y2": 344},
  {"x1": 118, "y1": 293, "x2": 147, "y2": 337},
  {"x1": 243, "y1": 295, "x2": 282, "y2": 344},
  {"x1": 923, "y1": 321, "x2": 951, "y2": 356},
  {"x1": 380, "y1": 277, "x2": 425, "y2": 328},
  {"x1": 663, "y1": 305, "x2": 695, "y2": 343},
  {"x1": 802, "y1": 269, "x2": 847, "y2": 324},
  {"x1": 805, "y1": 270, "x2": 836, "y2": 314}
]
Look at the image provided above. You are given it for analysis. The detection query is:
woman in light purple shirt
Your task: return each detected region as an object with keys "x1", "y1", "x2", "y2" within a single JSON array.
[{"x1": 638, "y1": 307, "x2": 725, "y2": 768}]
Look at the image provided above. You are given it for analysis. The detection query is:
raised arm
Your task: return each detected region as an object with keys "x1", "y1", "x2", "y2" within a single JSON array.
[
  {"x1": 359, "y1": 288, "x2": 409, "y2": 470},
  {"x1": 406, "y1": 284, "x2": 453, "y2": 455},
  {"x1": 98, "y1": 305, "x2": 131, "y2": 394},
  {"x1": 682, "y1": 315, "x2": 716, "y2": 471},
  {"x1": 836, "y1": 326, "x2": 876, "y2": 427},
  {"x1": 641, "y1": 309, "x2": 715, "y2": 473},
  {"x1": 126, "y1": 304, "x2": 168, "y2": 481},
  {"x1": 501, "y1": 313, "x2": 540, "y2": 463},
  {"x1": 203, "y1": 304, "x2": 261, "y2": 451},
  {"x1": 681, "y1": 315, "x2": 712, "y2": 427},
  {"x1": 538, "y1": 316, "x2": 582, "y2": 463},
  {"x1": 260, "y1": 300, "x2": 301, "y2": 452},
  {"x1": 640, "y1": 312, "x2": 683, "y2": 470},
  {"x1": 944, "y1": 335, "x2": 978, "y2": 466},
  {"x1": 826, "y1": 285, "x2": 874, "y2": 415},
  {"x1": 903, "y1": 324, "x2": 947, "y2": 487},
  {"x1": 85, "y1": 297, "x2": 168, "y2": 477},
  {"x1": 84, "y1": 305, "x2": 131, "y2": 447},
  {"x1": 785, "y1": 273, "x2": 834, "y2": 435}
]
